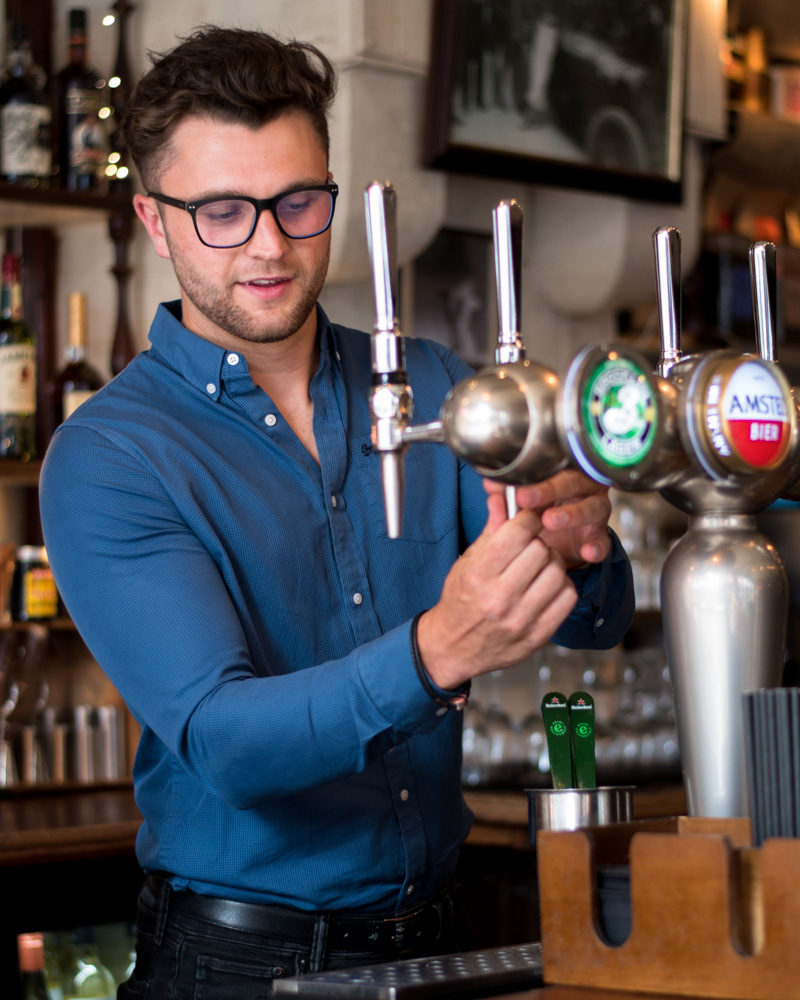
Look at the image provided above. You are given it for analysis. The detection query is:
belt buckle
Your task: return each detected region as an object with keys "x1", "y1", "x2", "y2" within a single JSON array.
[{"x1": 380, "y1": 901, "x2": 442, "y2": 956}]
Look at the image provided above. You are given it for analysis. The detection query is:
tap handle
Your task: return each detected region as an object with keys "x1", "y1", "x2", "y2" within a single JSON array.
[
  {"x1": 365, "y1": 181, "x2": 403, "y2": 371},
  {"x1": 653, "y1": 226, "x2": 682, "y2": 376},
  {"x1": 493, "y1": 200, "x2": 525, "y2": 365},
  {"x1": 364, "y1": 181, "x2": 410, "y2": 539},
  {"x1": 749, "y1": 241, "x2": 778, "y2": 363}
]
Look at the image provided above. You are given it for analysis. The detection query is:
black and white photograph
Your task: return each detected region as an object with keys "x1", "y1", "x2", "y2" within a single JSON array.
[
  {"x1": 412, "y1": 229, "x2": 495, "y2": 369},
  {"x1": 425, "y1": 0, "x2": 687, "y2": 200}
]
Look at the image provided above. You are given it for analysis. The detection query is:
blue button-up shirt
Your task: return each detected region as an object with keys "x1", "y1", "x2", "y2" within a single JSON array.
[{"x1": 40, "y1": 301, "x2": 633, "y2": 913}]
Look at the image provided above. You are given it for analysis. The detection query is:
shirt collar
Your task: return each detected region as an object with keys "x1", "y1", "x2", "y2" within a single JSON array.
[{"x1": 147, "y1": 300, "x2": 341, "y2": 398}]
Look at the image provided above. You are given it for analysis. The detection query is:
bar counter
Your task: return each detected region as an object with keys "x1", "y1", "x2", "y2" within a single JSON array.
[
  {"x1": 0, "y1": 783, "x2": 687, "y2": 865},
  {"x1": 0, "y1": 783, "x2": 690, "y2": 998}
]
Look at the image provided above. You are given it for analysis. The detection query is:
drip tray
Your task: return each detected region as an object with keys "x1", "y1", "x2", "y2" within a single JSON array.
[{"x1": 272, "y1": 943, "x2": 542, "y2": 1000}]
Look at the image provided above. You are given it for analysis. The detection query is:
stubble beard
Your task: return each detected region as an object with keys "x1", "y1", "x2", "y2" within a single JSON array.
[{"x1": 166, "y1": 230, "x2": 330, "y2": 345}]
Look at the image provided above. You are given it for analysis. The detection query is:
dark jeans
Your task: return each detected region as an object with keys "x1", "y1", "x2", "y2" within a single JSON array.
[{"x1": 119, "y1": 876, "x2": 469, "y2": 1000}]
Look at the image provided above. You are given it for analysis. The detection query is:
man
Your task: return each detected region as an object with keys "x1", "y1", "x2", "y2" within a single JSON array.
[{"x1": 40, "y1": 25, "x2": 634, "y2": 997}]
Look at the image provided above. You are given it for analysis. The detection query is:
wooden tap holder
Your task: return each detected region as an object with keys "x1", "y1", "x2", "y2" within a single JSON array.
[{"x1": 537, "y1": 816, "x2": 800, "y2": 999}]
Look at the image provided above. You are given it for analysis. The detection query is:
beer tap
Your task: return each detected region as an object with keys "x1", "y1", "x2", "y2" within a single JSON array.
[
  {"x1": 748, "y1": 240, "x2": 800, "y2": 500},
  {"x1": 492, "y1": 199, "x2": 526, "y2": 518},
  {"x1": 558, "y1": 225, "x2": 793, "y2": 818},
  {"x1": 365, "y1": 181, "x2": 417, "y2": 539},
  {"x1": 364, "y1": 182, "x2": 796, "y2": 819},
  {"x1": 364, "y1": 184, "x2": 567, "y2": 538},
  {"x1": 653, "y1": 226, "x2": 682, "y2": 378}
]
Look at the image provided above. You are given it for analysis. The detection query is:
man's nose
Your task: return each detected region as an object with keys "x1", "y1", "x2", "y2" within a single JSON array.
[{"x1": 245, "y1": 208, "x2": 289, "y2": 257}]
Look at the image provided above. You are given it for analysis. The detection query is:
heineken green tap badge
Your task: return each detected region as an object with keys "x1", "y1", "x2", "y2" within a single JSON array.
[{"x1": 582, "y1": 355, "x2": 657, "y2": 467}]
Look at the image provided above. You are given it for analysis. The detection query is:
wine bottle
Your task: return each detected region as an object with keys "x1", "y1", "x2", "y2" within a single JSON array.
[
  {"x1": 0, "y1": 251, "x2": 36, "y2": 460},
  {"x1": 105, "y1": 0, "x2": 135, "y2": 187},
  {"x1": 17, "y1": 933, "x2": 49, "y2": 1000},
  {"x1": 0, "y1": 23, "x2": 52, "y2": 187},
  {"x1": 61, "y1": 928, "x2": 116, "y2": 1000},
  {"x1": 51, "y1": 292, "x2": 105, "y2": 425},
  {"x1": 55, "y1": 9, "x2": 109, "y2": 192}
]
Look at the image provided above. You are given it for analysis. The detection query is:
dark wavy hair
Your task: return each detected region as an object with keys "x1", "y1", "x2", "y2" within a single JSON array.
[{"x1": 120, "y1": 25, "x2": 338, "y2": 190}]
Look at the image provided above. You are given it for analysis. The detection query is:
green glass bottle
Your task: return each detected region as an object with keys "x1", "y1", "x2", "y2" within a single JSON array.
[
  {"x1": 61, "y1": 929, "x2": 116, "y2": 1000},
  {"x1": 0, "y1": 251, "x2": 36, "y2": 460}
]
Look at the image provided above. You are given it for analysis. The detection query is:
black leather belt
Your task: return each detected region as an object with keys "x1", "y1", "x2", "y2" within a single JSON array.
[{"x1": 144, "y1": 873, "x2": 457, "y2": 957}]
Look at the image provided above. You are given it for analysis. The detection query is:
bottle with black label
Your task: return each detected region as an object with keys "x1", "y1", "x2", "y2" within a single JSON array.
[
  {"x1": 0, "y1": 252, "x2": 36, "y2": 460},
  {"x1": 51, "y1": 291, "x2": 105, "y2": 426},
  {"x1": 56, "y1": 9, "x2": 109, "y2": 191},
  {"x1": 0, "y1": 23, "x2": 52, "y2": 187}
]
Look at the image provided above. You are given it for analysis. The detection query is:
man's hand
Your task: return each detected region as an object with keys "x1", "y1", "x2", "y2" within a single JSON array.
[
  {"x1": 416, "y1": 492, "x2": 578, "y2": 691},
  {"x1": 486, "y1": 470, "x2": 612, "y2": 567}
]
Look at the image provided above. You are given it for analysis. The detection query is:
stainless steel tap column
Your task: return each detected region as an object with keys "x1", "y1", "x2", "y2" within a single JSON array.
[
  {"x1": 557, "y1": 227, "x2": 795, "y2": 817},
  {"x1": 365, "y1": 182, "x2": 412, "y2": 539},
  {"x1": 654, "y1": 228, "x2": 792, "y2": 818}
]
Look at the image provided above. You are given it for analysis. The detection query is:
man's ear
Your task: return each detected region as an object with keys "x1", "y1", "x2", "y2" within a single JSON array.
[{"x1": 133, "y1": 194, "x2": 171, "y2": 260}]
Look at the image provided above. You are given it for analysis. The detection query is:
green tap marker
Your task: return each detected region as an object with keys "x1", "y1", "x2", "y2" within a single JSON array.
[
  {"x1": 541, "y1": 691, "x2": 574, "y2": 789},
  {"x1": 568, "y1": 690, "x2": 597, "y2": 789}
]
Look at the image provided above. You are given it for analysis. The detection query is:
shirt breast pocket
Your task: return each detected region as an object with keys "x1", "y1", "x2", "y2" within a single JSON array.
[{"x1": 352, "y1": 441, "x2": 459, "y2": 544}]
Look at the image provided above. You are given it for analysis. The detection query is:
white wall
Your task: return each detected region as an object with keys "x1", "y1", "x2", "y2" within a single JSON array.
[{"x1": 51, "y1": 0, "x2": 723, "y2": 379}]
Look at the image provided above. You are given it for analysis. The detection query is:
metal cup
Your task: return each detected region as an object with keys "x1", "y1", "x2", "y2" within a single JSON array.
[{"x1": 526, "y1": 786, "x2": 634, "y2": 845}]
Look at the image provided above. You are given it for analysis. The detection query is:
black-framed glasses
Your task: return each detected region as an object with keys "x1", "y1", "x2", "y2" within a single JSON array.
[{"x1": 147, "y1": 182, "x2": 339, "y2": 248}]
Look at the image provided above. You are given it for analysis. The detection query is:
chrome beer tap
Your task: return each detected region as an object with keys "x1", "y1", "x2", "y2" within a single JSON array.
[
  {"x1": 749, "y1": 240, "x2": 800, "y2": 500},
  {"x1": 365, "y1": 182, "x2": 417, "y2": 538},
  {"x1": 364, "y1": 185, "x2": 568, "y2": 538}
]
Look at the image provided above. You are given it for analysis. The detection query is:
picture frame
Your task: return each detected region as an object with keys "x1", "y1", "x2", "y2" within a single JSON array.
[
  {"x1": 424, "y1": 0, "x2": 688, "y2": 203},
  {"x1": 411, "y1": 228, "x2": 496, "y2": 369}
]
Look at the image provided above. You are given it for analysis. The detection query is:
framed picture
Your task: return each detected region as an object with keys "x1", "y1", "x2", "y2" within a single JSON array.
[
  {"x1": 424, "y1": 0, "x2": 688, "y2": 202},
  {"x1": 411, "y1": 228, "x2": 496, "y2": 369}
]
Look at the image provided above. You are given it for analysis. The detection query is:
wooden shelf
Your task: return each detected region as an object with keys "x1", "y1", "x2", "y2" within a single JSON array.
[
  {"x1": 709, "y1": 109, "x2": 800, "y2": 193},
  {"x1": 0, "y1": 459, "x2": 42, "y2": 487},
  {"x1": 0, "y1": 182, "x2": 133, "y2": 229},
  {"x1": 0, "y1": 784, "x2": 139, "y2": 866},
  {"x1": 0, "y1": 617, "x2": 75, "y2": 630}
]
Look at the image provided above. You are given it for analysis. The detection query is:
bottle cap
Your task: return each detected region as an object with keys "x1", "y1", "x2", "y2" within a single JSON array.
[
  {"x1": 69, "y1": 9, "x2": 88, "y2": 31},
  {"x1": 2, "y1": 253, "x2": 20, "y2": 284},
  {"x1": 17, "y1": 932, "x2": 45, "y2": 972}
]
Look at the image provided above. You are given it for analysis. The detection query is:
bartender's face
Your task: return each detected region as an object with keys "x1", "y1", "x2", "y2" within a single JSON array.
[{"x1": 133, "y1": 110, "x2": 332, "y2": 347}]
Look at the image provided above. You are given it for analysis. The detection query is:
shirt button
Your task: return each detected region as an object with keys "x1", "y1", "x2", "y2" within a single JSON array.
[
  {"x1": 406, "y1": 885, "x2": 415, "y2": 896},
  {"x1": 206, "y1": 383, "x2": 216, "y2": 394},
  {"x1": 353, "y1": 593, "x2": 363, "y2": 606},
  {"x1": 227, "y1": 353, "x2": 240, "y2": 365},
  {"x1": 400, "y1": 789, "x2": 409, "y2": 802},
  {"x1": 596, "y1": 617, "x2": 605, "y2": 627},
  {"x1": 331, "y1": 495, "x2": 338, "y2": 508},
  {"x1": 264, "y1": 414, "x2": 277, "y2": 427}
]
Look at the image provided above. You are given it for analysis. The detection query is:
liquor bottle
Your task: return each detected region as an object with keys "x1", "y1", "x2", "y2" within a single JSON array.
[
  {"x1": 61, "y1": 928, "x2": 116, "y2": 1000},
  {"x1": 55, "y1": 9, "x2": 109, "y2": 192},
  {"x1": 0, "y1": 23, "x2": 52, "y2": 187},
  {"x1": 51, "y1": 292, "x2": 105, "y2": 426},
  {"x1": 17, "y1": 933, "x2": 50, "y2": 1000},
  {"x1": 0, "y1": 252, "x2": 36, "y2": 460}
]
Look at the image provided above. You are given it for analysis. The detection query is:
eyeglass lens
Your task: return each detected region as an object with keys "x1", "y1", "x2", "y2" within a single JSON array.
[{"x1": 195, "y1": 188, "x2": 334, "y2": 246}]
